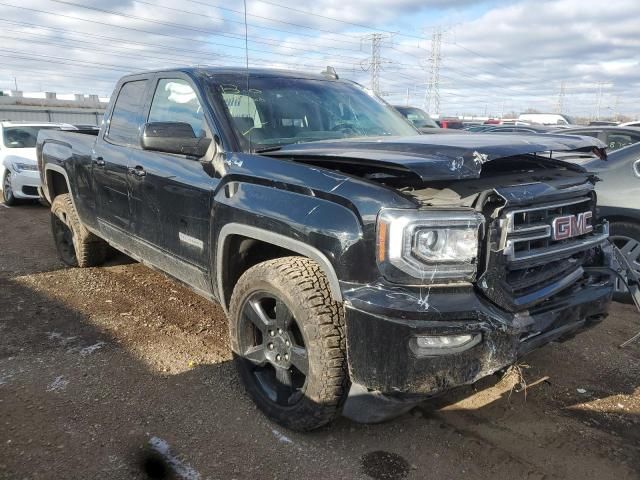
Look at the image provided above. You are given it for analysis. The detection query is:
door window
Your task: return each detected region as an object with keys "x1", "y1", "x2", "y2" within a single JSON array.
[
  {"x1": 106, "y1": 80, "x2": 148, "y2": 146},
  {"x1": 148, "y1": 79, "x2": 206, "y2": 138},
  {"x1": 604, "y1": 133, "x2": 638, "y2": 151}
]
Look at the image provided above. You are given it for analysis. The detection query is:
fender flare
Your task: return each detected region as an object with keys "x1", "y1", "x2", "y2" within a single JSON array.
[
  {"x1": 43, "y1": 164, "x2": 72, "y2": 204},
  {"x1": 216, "y1": 223, "x2": 343, "y2": 309}
]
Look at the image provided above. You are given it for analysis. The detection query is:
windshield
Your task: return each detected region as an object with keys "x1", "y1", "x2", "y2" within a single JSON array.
[
  {"x1": 2, "y1": 126, "x2": 59, "y2": 148},
  {"x1": 210, "y1": 75, "x2": 417, "y2": 151},
  {"x1": 395, "y1": 107, "x2": 438, "y2": 129}
]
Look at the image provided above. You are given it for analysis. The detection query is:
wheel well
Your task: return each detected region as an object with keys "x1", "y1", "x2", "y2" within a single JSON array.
[
  {"x1": 46, "y1": 170, "x2": 69, "y2": 200},
  {"x1": 220, "y1": 235, "x2": 303, "y2": 308}
]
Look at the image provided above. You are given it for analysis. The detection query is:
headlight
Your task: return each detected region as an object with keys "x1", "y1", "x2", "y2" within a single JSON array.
[
  {"x1": 377, "y1": 209, "x2": 484, "y2": 283},
  {"x1": 12, "y1": 162, "x2": 38, "y2": 172},
  {"x1": 634, "y1": 159, "x2": 640, "y2": 178}
]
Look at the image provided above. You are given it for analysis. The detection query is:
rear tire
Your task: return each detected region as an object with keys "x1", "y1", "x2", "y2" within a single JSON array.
[
  {"x1": 610, "y1": 221, "x2": 640, "y2": 304},
  {"x1": 2, "y1": 171, "x2": 17, "y2": 206},
  {"x1": 50, "y1": 193, "x2": 107, "y2": 267},
  {"x1": 229, "y1": 256, "x2": 348, "y2": 431}
]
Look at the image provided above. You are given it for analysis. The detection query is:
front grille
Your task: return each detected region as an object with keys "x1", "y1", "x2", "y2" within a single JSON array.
[{"x1": 480, "y1": 192, "x2": 608, "y2": 311}]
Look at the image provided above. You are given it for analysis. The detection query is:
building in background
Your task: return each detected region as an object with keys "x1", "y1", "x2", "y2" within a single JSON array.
[{"x1": 0, "y1": 91, "x2": 108, "y2": 126}]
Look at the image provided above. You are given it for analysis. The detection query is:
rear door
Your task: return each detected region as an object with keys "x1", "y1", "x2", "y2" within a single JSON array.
[
  {"x1": 128, "y1": 75, "x2": 218, "y2": 285},
  {"x1": 94, "y1": 78, "x2": 150, "y2": 235}
]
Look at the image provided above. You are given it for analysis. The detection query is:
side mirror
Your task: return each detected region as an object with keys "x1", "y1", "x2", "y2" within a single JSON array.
[{"x1": 141, "y1": 122, "x2": 212, "y2": 158}]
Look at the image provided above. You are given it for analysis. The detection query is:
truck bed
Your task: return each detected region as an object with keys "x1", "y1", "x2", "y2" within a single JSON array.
[{"x1": 37, "y1": 129, "x2": 97, "y2": 185}]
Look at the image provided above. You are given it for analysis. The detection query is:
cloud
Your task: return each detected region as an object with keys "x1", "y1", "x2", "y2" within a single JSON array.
[{"x1": 0, "y1": 0, "x2": 637, "y2": 119}]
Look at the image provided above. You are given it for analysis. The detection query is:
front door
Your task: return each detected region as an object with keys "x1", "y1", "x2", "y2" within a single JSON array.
[{"x1": 128, "y1": 77, "x2": 218, "y2": 294}]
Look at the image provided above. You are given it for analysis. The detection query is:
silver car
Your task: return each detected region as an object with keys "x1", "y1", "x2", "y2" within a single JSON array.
[{"x1": 583, "y1": 143, "x2": 640, "y2": 300}]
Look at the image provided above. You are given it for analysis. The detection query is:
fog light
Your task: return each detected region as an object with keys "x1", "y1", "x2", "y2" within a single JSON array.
[{"x1": 414, "y1": 333, "x2": 481, "y2": 355}]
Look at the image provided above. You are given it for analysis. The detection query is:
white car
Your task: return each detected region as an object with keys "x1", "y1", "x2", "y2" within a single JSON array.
[
  {"x1": 620, "y1": 121, "x2": 640, "y2": 128},
  {"x1": 0, "y1": 121, "x2": 74, "y2": 205},
  {"x1": 517, "y1": 113, "x2": 576, "y2": 127}
]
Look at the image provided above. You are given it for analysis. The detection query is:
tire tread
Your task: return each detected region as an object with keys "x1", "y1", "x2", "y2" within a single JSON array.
[
  {"x1": 229, "y1": 256, "x2": 348, "y2": 431},
  {"x1": 51, "y1": 193, "x2": 107, "y2": 268}
]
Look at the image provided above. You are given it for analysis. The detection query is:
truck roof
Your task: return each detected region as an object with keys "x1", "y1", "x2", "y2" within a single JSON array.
[
  {"x1": 120, "y1": 67, "x2": 341, "y2": 82},
  {"x1": 0, "y1": 121, "x2": 74, "y2": 128}
]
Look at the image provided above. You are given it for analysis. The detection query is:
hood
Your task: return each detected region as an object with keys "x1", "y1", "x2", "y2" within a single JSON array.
[
  {"x1": 264, "y1": 133, "x2": 606, "y2": 181},
  {"x1": 418, "y1": 127, "x2": 464, "y2": 135},
  {"x1": 1, "y1": 149, "x2": 37, "y2": 166}
]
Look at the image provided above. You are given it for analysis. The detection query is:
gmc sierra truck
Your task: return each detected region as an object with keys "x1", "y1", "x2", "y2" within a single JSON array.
[{"x1": 38, "y1": 68, "x2": 617, "y2": 431}]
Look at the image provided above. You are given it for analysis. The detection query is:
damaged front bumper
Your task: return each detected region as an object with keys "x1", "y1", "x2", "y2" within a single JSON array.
[{"x1": 342, "y1": 243, "x2": 615, "y2": 397}]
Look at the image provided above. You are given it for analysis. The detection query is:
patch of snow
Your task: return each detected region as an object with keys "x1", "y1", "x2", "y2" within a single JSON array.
[
  {"x1": 47, "y1": 332, "x2": 77, "y2": 345},
  {"x1": 46, "y1": 376, "x2": 69, "y2": 392},
  {"x1": 79, "y1": 342, "x2": 106, "y2": 356},
  {"x1": 148, "y1": 436, "x2": 200, "y2": 480},
  {"x1": 271, "y1": 429, "x2": 293, "y2": 444}
]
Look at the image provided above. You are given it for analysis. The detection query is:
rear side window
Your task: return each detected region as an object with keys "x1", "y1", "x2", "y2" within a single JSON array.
[{"x1": 107, "y1": 80, "x2": 148, "y2": 146}]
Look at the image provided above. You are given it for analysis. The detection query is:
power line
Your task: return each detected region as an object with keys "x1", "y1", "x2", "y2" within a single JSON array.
[
  {"x1": 0, "y1": 49, "x2": 138, "y2": 73},
  {"x1": 0, "y1": 31, "x2": 220, "y2": 68},
  {"x1": 0, "y1": 30, "x2": 370, "y2": 81},
  {"x1": 121, "y1": 0, "x2": 367, "y2": 52},
  {"x1": 155, "y1": 0, "x2": 366, "y2": 45},
  {"x1": 0, "y1": 19, "x2": 369, "y2": 74},
  {"x1": 254, "y1": 0, "x2": 429, "y2": 41},
  {"x1": 184, "y1": 0, "x2": 364, "y2": 41},
  {"x1": 445, "y1": 42, "x2": 522, "y2": 76},
  {"x1": 0, "y1": 19, "x2": 224, "y2": 60},
  {"x1": 0, "y1": 1, "x2": 364, "y2": 64},
  {"x1": 46, "y1": 0, "x2": 365, "y2": 57}
]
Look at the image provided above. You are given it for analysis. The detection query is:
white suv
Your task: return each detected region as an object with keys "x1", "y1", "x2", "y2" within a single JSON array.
[{"x1": 0, "y1": 121, "x2": 73, "y2": 205}]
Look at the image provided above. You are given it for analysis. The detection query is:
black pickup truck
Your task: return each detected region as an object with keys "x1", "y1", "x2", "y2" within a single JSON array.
[{"x1": 38, "y1": 68, "x2": 616, "y2": 431}]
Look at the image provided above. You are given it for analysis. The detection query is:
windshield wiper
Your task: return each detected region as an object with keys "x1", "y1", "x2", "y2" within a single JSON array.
[{"x1": 254, "y1": 145, "x2": 283, "y2": 153}]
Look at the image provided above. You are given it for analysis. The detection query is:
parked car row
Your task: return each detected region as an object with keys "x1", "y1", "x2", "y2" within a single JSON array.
[{"x1": 0, "y1": 121, "x2": 99, "y2": 205}]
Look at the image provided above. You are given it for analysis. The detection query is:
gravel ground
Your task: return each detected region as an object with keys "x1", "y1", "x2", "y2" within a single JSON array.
[{"x1": 1, "y1": 201, "x2": 639, "y2": 480}]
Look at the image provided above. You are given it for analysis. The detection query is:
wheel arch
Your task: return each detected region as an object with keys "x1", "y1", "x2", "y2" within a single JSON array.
[
  {"x1": 216, "y1": 223, "x2": 343, "y2": 311},
  {"x1": 43, "y1": 165, "x2": 71, "y2": 203}
]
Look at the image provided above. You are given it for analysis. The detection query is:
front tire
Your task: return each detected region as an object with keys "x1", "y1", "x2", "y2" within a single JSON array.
[
  {"x1": 50, "y1": 193, "x2": 107, "y2": 267},
  {"x1": 2, "y1": 171, "x2": 17, "y2": 206},
  {"x1": 610, "y1": 221, "x2": 640, "y2": 304},
  {"x1": 229, "y1": 257, "x2": 348, "y2": 431}
]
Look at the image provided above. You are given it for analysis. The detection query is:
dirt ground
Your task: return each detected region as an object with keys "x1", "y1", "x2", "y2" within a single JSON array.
[{"x1": 1, "y1": 201, "x2": 639, "y2": 480}]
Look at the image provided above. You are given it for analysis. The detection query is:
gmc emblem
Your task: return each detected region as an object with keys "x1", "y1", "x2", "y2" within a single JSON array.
[{"x1": 551, "y1": 211, "x2": 593, "y2": 241}]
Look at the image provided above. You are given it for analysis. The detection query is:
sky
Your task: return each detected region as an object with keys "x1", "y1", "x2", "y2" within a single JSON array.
[{"x1": 0, "y1": 0, "x2": 638, "y2": 119}]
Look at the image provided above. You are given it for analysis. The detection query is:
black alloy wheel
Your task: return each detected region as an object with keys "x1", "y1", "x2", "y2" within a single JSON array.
[
  {"x1": 51, "y1": 211, "x2": 78, "y2": 265},
  {"x1": 236, "y1": 291, "x2": 309, "y2": 407},
  {"x1": 228, "y1": 257, "x2": 348, "y2": 431}
]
